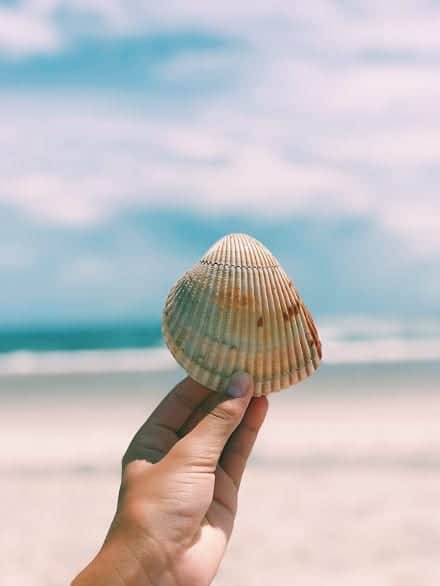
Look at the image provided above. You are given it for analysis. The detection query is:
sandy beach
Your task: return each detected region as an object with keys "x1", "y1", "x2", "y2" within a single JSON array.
[{"x1": 1, "y1": 363, "x2": 440, "y2": 585}]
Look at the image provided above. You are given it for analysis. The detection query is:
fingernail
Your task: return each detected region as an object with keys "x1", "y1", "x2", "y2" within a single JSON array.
[{"x1": 226, "y1": 372, "x2": 251, "y2": 398}]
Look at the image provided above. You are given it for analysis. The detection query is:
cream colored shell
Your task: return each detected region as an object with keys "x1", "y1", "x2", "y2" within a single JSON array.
[{"x1": 162, "y1": 233, "x2": 322, "y2": 396}]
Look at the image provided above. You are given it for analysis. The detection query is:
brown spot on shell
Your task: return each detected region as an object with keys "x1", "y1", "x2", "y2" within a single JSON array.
[
  {"x1": 257, "y1": 316, "x2": 264, "y2": 327},
  {"x1": 216, "y1": 286, "x2": 247, "y2": 310},
  {"x1": 288, "y1": 280, "x2": 293, "y2": 288},
  {"x1": 287, "y1": 304, "x2": 298, "y2": 318},
  {"x1": 230, "y1": 344, "x2": 238, "y2": 350},
  {"x1": 282, "y1": 311, "x2": 289, "y2": 321}
]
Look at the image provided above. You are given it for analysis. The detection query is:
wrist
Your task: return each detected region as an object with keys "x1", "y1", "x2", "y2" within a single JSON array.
[
  {"x1": 72, "y1": 540, "x2": 148, "y2": 586},
  {"x1": 72, "y1": 541, "x2": 156, "y2": 586},
  {"x1": 72, "y1": 524, "x2": 172, "y2": 586}
]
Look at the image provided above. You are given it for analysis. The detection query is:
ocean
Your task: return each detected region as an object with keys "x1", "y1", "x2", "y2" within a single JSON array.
[{"x1": 0, "y1": 316, "x2": 439, "y2": 378}]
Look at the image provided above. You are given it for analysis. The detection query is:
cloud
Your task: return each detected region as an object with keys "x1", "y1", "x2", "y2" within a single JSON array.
[
  {"x1": 0, "y1": 88, "x2": 438, "y2": 259},
  {"x1": 1, "y1": 1, "x2": 440, "y2": 262},
  {"x1": 0, "y1": 94, "x2": 369, "y2": 217},
  {"x1": 319, "y1": 128, "x2": 440, "y2": 166},
  {"x1": 0, "y1": 6, "x2": 61, "y2": 56}
]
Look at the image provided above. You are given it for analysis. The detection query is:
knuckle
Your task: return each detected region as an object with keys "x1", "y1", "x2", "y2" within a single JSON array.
[
  {"x1": 118, "y1": 499, "x2": 147, "y2": 530},
  {"x1": 210, "y1": 401, "x2": 240, "y2": 423}
]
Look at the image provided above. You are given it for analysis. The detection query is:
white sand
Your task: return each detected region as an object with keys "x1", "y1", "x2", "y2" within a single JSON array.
[{"x1": 1, "y1": 370, "x2": 440, "y2": 585}]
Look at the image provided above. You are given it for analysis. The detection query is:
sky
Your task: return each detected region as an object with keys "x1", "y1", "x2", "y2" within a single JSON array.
[{"x1": 0, "y1": 1, "x2": 439, "y2": 326}]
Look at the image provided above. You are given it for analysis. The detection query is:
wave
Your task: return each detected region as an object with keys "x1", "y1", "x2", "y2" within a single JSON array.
[
  {"x1": 0, "y1": 347, "x2": 176, "y2": 377},
  {"x1": 324, "y1": 337, "x2": 440, "y2": 364},
  {"x1": 0, "y1": 335, "x2": 439, "y2": 376}
]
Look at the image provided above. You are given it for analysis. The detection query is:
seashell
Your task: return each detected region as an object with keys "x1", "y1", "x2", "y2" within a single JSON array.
[{"x1": 162, "y1": 233, "x2": 322, "y2": 397}]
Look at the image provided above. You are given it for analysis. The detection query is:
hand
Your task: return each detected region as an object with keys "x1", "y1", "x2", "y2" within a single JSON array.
[{"x1": 72, "y1": 372, "x2": 268, "y2": 586}]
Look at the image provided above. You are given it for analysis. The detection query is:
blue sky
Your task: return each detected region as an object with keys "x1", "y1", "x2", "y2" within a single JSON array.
[{"x1": 0, "y1": 2, "x2": 439, "y2": 325}]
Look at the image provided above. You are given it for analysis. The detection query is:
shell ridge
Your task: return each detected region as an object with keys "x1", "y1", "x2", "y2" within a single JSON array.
[
  {"x1": 164, "y1": 278, "x2": 193, "y2": 354},
  {"x1": 253, "y1": 242, "x2": 276, "y2": 395},
  {"x1": 272, "y1": 267, "x2": 301, "y2": 384},
  {"x1": 283, "y1": 275, "x2": 315, "y2": 379},
  {"x1": 295, "y1": 303, "x2": 312, "y2": 378},
  {"x1": 303, "y1": 302, "x2": 322, "y2": 363},
  {"x1": 282, "y1": 274, "x2": 310, "y2": 380},
  {"x1": 235, "y1": 235, "x2": 248, "y2": 375},
  {"x1": 267, "y1": 267, "x2": 290, "y2": 388},
  {"x1": 299, "y1": 302, "x2": 321, "y2": 368},
  {"x1": 217, "y1": 240, "x2": 241, "y2": 384},
  {"x1": 265, "y1": 265, "x2": 288, "y2": 390},
  {"x1": 186, "y1": 265, "x2": 219, "y2": 382},
  {"x1": 169, "y1": 272, "x2": 204, "y2": 372},
  {"x1": 206, "y1": 263, "x2": 227, "y2": 388},
  {"x1": 253, "y1": 253, "x2": 264, "y2": 392},
  {"x1": 228, "y1": 243, "x2": 241, "y2": 378},
  {"x1": 210, "y1": 264, "x2": 231, "y2": 389},
  {"x1": 252, "y1": 243, "x2": 268, "y2": 394},
  {"x1": 220, "y1": 247, "x2": 238, "y2": 380},
  {"x1": 247, "y1": 244, "x2": 259, "y2": 393},
  {"x1": 288, "y1": 281, "x2": 317, "y2": 377}
]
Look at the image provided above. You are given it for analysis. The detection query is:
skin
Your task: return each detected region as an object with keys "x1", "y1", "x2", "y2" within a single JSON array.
[{"x1": 72, "y1": 372, "x2": 268, "y2": 586}]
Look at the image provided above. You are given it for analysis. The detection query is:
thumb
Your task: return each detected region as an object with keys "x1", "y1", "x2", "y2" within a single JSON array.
[{"x1": 171, "y1": 372, "x2": 254, "y2": 471}]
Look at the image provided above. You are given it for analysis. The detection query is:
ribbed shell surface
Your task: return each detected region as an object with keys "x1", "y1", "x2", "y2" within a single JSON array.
[{"x1": 162, "y1": 233, "x2": 322, "y2": 396}]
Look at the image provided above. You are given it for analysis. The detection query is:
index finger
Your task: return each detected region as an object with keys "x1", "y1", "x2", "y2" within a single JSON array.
[{"x1": 123, "y1": 376, "x2": 212, "y2": 466}]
